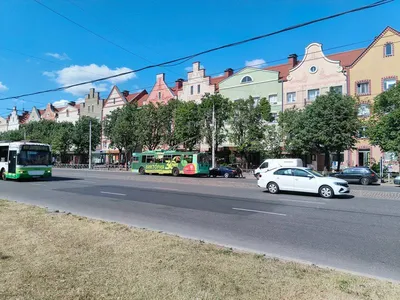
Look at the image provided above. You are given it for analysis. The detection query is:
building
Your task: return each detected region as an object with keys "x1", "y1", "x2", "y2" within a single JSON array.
[
  {"x1": 57, "y1": 102, "x2": 80, "y2": 124},
  {"x1": 80, "y1": 88, "x2": 103, "y2": 120},
  {"x1": 144, "y1": 73, "x2": 176, "y2": 105},
  {"x1": 346, "y1": 26, "x2": 400, "y2": 169},
  {"x1": 219, "y1": 66, "x2": 282, "y2": 121},
  {"x1": 177, "y1": 62, "x2": 233, "y2": 103},
  {"x1": 27, "y1": 106, "x2": 41, "y2": 123},
  {"x1": 278, "y1": 43, "x2": 363, "y2": 111},
  {"x1": 40, "y1": 103, "x2": 58, "y2": 121}
]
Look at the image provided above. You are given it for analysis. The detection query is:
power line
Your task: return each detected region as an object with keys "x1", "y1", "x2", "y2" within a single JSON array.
[{"x1": 1, "y1": 0, "x2": 393, "y2": 101}]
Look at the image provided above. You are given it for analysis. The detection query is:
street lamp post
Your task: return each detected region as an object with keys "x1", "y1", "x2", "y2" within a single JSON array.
[
  {"x1": 89, "y1": 120, "x2": 92, "y2": 169},
  {"x1": 211, "y1": 100, "x2": 216, "y2": 169}
]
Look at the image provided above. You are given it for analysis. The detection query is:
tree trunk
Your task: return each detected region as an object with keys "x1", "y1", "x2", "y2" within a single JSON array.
[
  {"x1": 324, "y1": 149, "x2": 331, "y2": 172},
  {"x1": 336, "y1": 149, "x2": 341, "y2": 172}
]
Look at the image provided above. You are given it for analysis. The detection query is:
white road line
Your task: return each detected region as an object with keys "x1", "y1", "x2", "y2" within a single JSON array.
[
  {"x1": 232, "y1": 207, "x2": 287, "y2": 216},
  {"x1": 277, "y1": 198, "x2": 326, "y2": 204},
  {"x1": 152, "y1": 187, "x2": 180, "y2": 191},
  {"x1": 100, "y1": 191, "x2": 126, "y2": 196},
  {"x1": 30, "y1": 183, "x2": 46, "y2": 186}
]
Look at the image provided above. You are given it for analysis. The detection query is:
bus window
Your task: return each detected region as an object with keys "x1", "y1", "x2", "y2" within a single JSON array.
[
  {"x1": 183, "y1": 155, "x2": 193, "y2": 164},
  {"x1": 146, "y1": 155, "x2": 155, "y2": 163},
  {"x1": 162, "y1": 155, "x2": 172, "y2": 163},
  {"x1": 142, "y1": 156, "x2": 146, "y2": 163},
  {"x1": 132, "y1": 156, "x2": 139, "y2": 163},
  {"x1": 0, "y1": 146, "x2": 8, "y2": 162},
  {"x1": 155, "y1": 155, "x2": 163, "y2": 164}
]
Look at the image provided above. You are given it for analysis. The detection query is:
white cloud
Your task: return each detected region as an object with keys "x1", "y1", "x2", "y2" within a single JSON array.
[
  {"x1": 0, "y1": 81, "x2": 8, "y2": 92},
  {"x1": 53, "y1": 99, "x2": 70, "y2": 108},
  {"x1": 184, "y1": 64, "x2": 205, "y2": 72},
  {"x1": 245, "y1": 59, "x2": 266, "y2": 68},
  {"x1": 43, "y1": 64, "x2": 136, "y2": 96},
  {"x1": 46, "y1": 52, "x2": 71, "y2": 61},
  {"x1": 76, "y1": 97, "x2": 85, "y2": 104}
]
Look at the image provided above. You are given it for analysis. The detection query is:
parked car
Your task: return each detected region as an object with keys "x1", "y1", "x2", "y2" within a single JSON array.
[
  {"x1": 329, "y1": 167, "x2": 379, "y2": 185},
  {"x1": 209, "y1": 166, "x2": 237, "y2": 178},
  {"x1": 257, "y1": 167, "x2": 349, "y2": 198},
  {"x1": 394, "y1": 176, "x2": 400, "y2": 185}
]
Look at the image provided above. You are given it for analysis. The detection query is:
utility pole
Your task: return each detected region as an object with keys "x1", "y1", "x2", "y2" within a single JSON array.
[
  {"x1": 211, "y1": 101, "x2": 216, "y2": 169},
  {"x1": 23, "y1": 129, "x2": 26, "y2": 140},
  {"x1": 89, "y1": 120, "x2": 92, "y2": 169}
]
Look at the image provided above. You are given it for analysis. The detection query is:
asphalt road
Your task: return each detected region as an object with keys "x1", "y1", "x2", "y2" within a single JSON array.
[{"x1": 2, "y1": 168, "x2": 400, "y2": 281}]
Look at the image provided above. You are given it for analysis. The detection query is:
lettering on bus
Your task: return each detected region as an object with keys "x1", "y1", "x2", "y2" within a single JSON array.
[{"x1": 21, "y1": 145, "x2": 50, "y2": 152}]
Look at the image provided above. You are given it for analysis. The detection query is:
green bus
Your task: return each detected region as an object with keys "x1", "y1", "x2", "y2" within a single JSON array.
[
  {"x1": 0, "y1": 141, "x2": 52, "y2": 180},
  {"x1": 131, "y1": 150, "x2": 210, "y2": 176}
]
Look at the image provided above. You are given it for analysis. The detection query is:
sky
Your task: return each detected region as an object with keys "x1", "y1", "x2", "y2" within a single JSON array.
[{"x1": 0, "y1": 0, "x2": 399, "y2": 118}]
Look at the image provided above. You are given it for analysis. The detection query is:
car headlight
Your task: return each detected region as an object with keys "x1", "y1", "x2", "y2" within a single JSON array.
[{"x1": 334, "y1": 182, "x2": 348, "y2": 187}]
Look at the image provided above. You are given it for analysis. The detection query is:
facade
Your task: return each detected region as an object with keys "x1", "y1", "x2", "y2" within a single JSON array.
[
  {"x1": 144, "y1": 73, "x2": 176, "y2": 105},
  {"x1": 80, "y1": 88, "x2": 103, "y2": 120},
  {"x1": 40, "y1": 103, "x2": 58, "y2": 121},
  {"x1": 280, "y1": 43, "x2": 363, "y2": 111},
  {"x1": 346, "y1": 26, "x2": 400, "y2": 169},
  {"x1": 57, "y1": 103, "x2": 80, "y2": 124},
  {"x1": 8, "y1": 107, "x2": 21, "y2": 131},
  {"x1": 0, "y1": 116, "x2": 7, "y2": 132},
  {"x1": 177, "y1": 62, "x2": 233, "y2": 103},
  {"x1": 219, "y1": 67, "x2": 282, "y2": 119},
  {"x1": 27, "y1": 106, "x2": 41, "y2": 123}
]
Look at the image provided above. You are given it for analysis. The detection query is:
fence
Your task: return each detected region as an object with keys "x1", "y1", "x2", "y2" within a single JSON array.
[{"x1": 54, "y1": 163, "x2": 129, "y2": 171}]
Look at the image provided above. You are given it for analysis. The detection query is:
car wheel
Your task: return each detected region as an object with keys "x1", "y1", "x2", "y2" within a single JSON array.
[
  {"x1": 139, "y1": 167, "x2": 145, "y2": 175},
  {"x1": 172, "y1": 167, "x2": 180, "y2": 177},
  {"x1": 319, "y1": 185, "x2": 333, "y2": 198},
  {"x1": 224, "y1": 173, "x2": 230, "y2": 178},
  {"x1": 267, "y1": 182, "x2": 279, "y2": 194},
  {"x1": 360, "y1": 178, "x2": 370, "y2": 185},
  {"x1": 212, "y1": 174, "x2": 217, "y2": 178}
]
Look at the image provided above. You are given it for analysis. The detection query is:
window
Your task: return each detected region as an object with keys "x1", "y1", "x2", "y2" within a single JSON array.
[
  {"x1": 384, "y1": 43, "x2": 394, "y2": 57},
  {"x1": 357, "y1": 127, "x2": 368, "y2": 138},
  {"x1": 270, "y1": 113, "x2": 278, "y2": 123},
  {"x1": 158, "y1": 92, "x2": 161, "y2": 100},
  {"x1": 190, "y1": 86, "x2": 194, "y2": 95},
  {"x1": 197, "y1": 84, "x2": 200, "y2": 94},
  {"x1": 287, "y1": 92, "x2": 296, "y2": 103},
  {"x1": 384, "y1": 152, "x2": 398, "y2": 161},
  {"x1": 309, "y1": 66, "x2": 318, "y2": 73},
  {"x1": 293, "y1": 169, "x2": 311, "y2": 178},
  {"x1": 183, "y1": 155, "x2": 193, "y2": 164},
  {"x1": 145, "y1": 155, "x2": 154, "y2": 163},
  {"x1": 260, "y1": 162, "x2": 268, "y2": 169},
  {"x1": 132, "y1": 156, "x2": 139, "y2": 163},
  {"x1": 343, "y1": 168, "x2": 353, "y2": 174},
  {"x1": 82, "y1": 103, "x2": 85, "y2": 108},
  {"x1": 88, "y1": 106, "x2": 90, "y2": 113},
  {"x1": 241, "y1": 76, "x2": 253, "y2": 83},
  {"x1": 330, "y1": 86, "x2": 343, "y2": 94},
  {"x1": 162, "y1": 155, "x2": 172, "y2": 163},
  {"x1": 273, "y1": 168, "x2": 292, "y2": 176},
  {"x1": 356, "y1": 81, "x2": 370, "y2": 95},
  {"x1": 268, "y1": 94, "x2": 278, "y2": 105},
  {"x1": 66, "y1": 110, "x2": 69, "y2": 117},
  {"x1": 113, "y1": 98, "x2": 116, "y2": 104},
  {"x1": 358, "y1": 104, "x2": 370, "y2": 117},
  {"x1": 307, "y1": 89, "x2": 320, "y2": 101},
  {"x1": 383, "y1": 78, "x2": 396, "y2": 91},
  {"x1": 92, "y1": 105, "x2": 94, "y2": 112}
]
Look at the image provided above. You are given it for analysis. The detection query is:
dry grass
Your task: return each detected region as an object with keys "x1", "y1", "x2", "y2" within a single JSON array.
[{"x1": 1, "y1": 200, "x2": 399, "y2": 300}]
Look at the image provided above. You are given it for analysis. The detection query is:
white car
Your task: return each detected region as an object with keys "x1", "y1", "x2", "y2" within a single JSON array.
[{"x1": 257, "y1": 167, "x2": 350, "y2": 198}]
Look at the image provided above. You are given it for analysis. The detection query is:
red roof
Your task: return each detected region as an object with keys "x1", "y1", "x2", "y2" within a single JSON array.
[
  {"x1": 210, "y1": 75, "x2": 226, "y2": 91},
  {"x1": 19, "y1": 111, "x2": 30, "y2": 124},
  {"x1": 136, "y1": 94, "x2": 148, "y2": 107},
  {"x1": 126, "y1": 92, "x2": 141, "y2": 102},
  {"x1": 265, "y1": 63, "x2": 293, "y2": 80},
  {"x1": 126, "y1": 90, "x2": 148, "y2": 103}
]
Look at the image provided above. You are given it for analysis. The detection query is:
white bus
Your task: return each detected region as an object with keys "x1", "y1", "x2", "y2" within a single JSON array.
[{"x1": 0, "y1": 141, "x2": 52, "y2": 180}]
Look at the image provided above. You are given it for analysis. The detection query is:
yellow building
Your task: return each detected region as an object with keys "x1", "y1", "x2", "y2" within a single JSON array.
[{"x1": 346, "y1": 26, "x2": 400, "y2": 169}]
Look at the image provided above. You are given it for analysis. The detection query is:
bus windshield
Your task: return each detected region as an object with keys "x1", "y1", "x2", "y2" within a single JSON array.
[{"x1": 18, "y1": 145, "x2": 51, "y2": 166}]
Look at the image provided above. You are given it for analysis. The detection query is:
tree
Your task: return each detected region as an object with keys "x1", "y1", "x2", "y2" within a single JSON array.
[
  {"x1": 174, "y1": 100, "x2": 202, "y2": 150},
  {"x1": 199, "y1": 93, "x2": 231, "y2": 151},
  {"x1": 72, "y1": 116, "x2": 101, "y2": 163},
  {"x1": 304, "y1": 91, "x2": 360, "y2": 171},
  {"x1": 52, "y1": 122, "x2": 74, "y2": 163},
  {"x1": 228, "y1": 96, "x2": 272, "y2": 167},
  {"x1": 368, "y1": 83, "x2": 400, "y2": 164},
  {"x1": 0, "y1": 129, "x2": 24, "y2": 141},
  {"x1": 159, "y1": 99, "x2": 179, "y2": 147},
  {"x1": 136, "y1": 103, "x2": 164, "y2": 150}
]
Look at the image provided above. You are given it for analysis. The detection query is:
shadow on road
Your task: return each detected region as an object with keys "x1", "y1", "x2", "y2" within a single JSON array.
[
  {"x1": 44, "y1": 176, "x2": 83, "y2": 182},
  {"x1": 262, "y1": 190, "x2": 355, "y2": 199}
]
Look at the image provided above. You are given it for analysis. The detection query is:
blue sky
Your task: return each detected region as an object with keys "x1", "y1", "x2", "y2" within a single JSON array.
[{"x1": 0, "y1": 0, "x2": 399, "y2": 117}]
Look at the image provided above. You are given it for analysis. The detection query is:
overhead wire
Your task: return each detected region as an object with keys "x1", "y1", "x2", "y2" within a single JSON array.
[{"x1": 0, "y1": 0, "x2": 394, "y2": 101}]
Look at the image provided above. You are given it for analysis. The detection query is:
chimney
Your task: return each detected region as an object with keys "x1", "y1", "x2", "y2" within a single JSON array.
[
  {"x1": 122, "y1": 90, "x2": 129, "y2": 97},
  {"x1": 175, "y1": 78, "x2": 184, "y2": 90},
  {"x1": 288, "y1": 54, "x2": 298, "y2": 68},
  {"x1": 224, "y1": 68, "x2": 234, "y2": 78}
]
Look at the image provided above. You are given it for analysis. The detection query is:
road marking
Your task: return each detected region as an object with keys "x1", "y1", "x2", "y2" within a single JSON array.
[
  {"x1": 152, "y1": 187, "x2": 180, "y2": 191},
  {"x1": 100, "y1": 191, "x2": 126, "y2": 196},
  {"x1": 277, "y1": 198, "x2": 327, "y2": 204},
  {"x1": 30, "y1": 183, "x2": 45, "y2": 186},
  {"x1": 232, "y1": 207, "x2": 286, "y2": 216}
]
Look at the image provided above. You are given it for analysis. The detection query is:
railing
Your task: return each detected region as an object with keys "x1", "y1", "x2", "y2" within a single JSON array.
[{"x1": 54, "y1": 163, "x2": 130, "y2": 171}]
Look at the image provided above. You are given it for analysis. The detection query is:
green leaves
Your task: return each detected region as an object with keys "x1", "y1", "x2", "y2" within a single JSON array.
[{"x1": 72, "y1": 116, "x2": 101, "y2": 162}]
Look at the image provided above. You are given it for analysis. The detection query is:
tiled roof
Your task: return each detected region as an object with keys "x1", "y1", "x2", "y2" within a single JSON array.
[
  {"x1": 265, "y1": 63, "x2": 294, "y2": 80},
  {"x1": 126, "y1": 92, "x2": 141, "y2": 102},
  {"x1": 137, "y1": 94, "x2": 148, "y2": 107},
  {"x1": 210, "y1": 75, "x2": 226, "y2": 91},
  {"x1": 19, "y1": 112, "x2": 30, "y2": 124}
]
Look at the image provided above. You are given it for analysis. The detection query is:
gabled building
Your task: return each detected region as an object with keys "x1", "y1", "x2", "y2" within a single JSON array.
[
  {"x1": 40, "y1": 103, "x2": 58, "y2": 121},
  {"x1": 8, "y1": 107, "x2": 21, "y2": 131},
  {"x1": 0, "y1": 116, "x2": 8, "y2": 132},
  {"x1": 177, "y1": 62, "x2": 233, "y2": 103},
  {"x1": 80, "y1": 88, "x2": 103, "y2": 120},
  {"x1": 27, "y1": 106, "x2": 41, "y2": 123},
  {"x1": 57, "y1": 102, "x2": 80, "y2": 124},
  {"x1": 144, "y1": 73, "x2": 176, "y2": 105},
  {"x1": 346, "y1": 26, "x2": 400, "y2": 169}
]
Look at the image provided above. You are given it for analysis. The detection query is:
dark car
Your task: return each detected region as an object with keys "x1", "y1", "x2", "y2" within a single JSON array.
[
  {"x1": 209, "y1": 166, "x2": 237, "y2": 178},
  {"x1": 329, "y1": 167, "x2": 379, "y2": 185}
]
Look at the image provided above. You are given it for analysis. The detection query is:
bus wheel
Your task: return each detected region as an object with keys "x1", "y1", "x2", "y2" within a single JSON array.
[
  {"x1": 139, "y1": 167, "x2": 145, "y2": 175},
  {"x1": 1, "y1": 169, "x2": 6, "y2": 181},
  {"x1": 172, "y1": 167, "x2": 180, "y2": 177}
]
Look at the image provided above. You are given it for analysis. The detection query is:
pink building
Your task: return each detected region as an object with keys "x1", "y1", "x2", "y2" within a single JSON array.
[{"x1": 144, "y1": 73, "x2": 176, "y2": 105}]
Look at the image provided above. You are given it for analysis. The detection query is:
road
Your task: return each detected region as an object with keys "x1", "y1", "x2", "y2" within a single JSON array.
[{"x1": 2, "y1": 168, "x2": 400, "y2": 281}]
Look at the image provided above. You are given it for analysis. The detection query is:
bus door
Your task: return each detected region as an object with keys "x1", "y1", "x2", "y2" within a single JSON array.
[{"x1": 8, "y1": 150, "x2": 17, "y2": 174}]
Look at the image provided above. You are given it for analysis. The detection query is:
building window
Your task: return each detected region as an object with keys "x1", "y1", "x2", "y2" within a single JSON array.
[
  {"x1": 357, "y1": 127, "x2": 368, "y2": 139},
  {"x1": 82, "y1": 103, "x2": 85, "y2": 108},
  {"x1": 113, "y1": 98, "x2": 115, "y2": 104},
  {"x1": 330, "y1": 86, "x2": 343, "y2": 94},
  {"x1": 268, "y1": 94, "x2": 278, "y2": 105},
  {"x1": 190, "y1": 86, "x2": 193, "y2": 95},
  {"x1": 92, "y1": 105, "x2": 94, "y2": 112},
  {"x1": 383, "y1": 77, "x2": 397, "y2": 91},
  {"x1": 88, "y1": 106, "x2": 90, "y2": 113},
  {"x1": 356, "y1": 81, "x2": 370, "y2": 95},
  {"x1": 309, "y1": 66, "x2": 318, "y2": 74},
  {"x1": 241, "y1": 76, "x2": 253, "y2": 83},
  {"x1": 358, "y1": 104, "x2": 370, "y2": 117},
  {"x1": 158, "y1": 92, "x2": 161, "y2": 100},
  {"x1": 66, "y1": 110, "x2": 69, "y2": 117},
  {"x1": 307, "y1": 89, "x2": 320, "y2": 101},
  {"x1": 287, "y1": 92, "x2": 296, "y2": 103},
  {"x1": 384, "y1": 43, "x2": 394, "y2": 57},
  {"x1": 197, "y1": 84, "x2": 200, "y2": 94}
]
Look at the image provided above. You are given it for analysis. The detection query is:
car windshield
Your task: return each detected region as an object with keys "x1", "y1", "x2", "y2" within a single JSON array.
[{"x1": 306, "y1": 169, "x2": 323, "y2": 177}]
